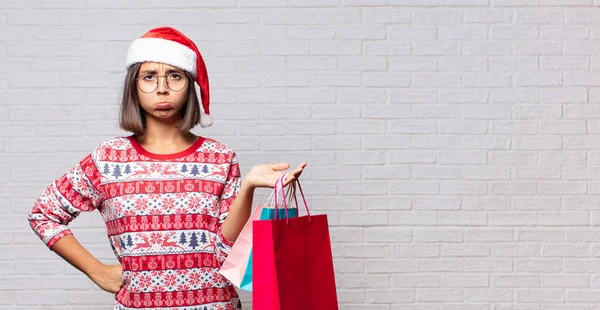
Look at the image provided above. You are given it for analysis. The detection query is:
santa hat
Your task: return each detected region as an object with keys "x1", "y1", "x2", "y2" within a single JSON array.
[{"x1": 125, "y1": 26, "x2": 213, "y2": 128}]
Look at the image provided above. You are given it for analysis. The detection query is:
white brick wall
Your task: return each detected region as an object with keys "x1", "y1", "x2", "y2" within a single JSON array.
[{"x1": 4, "y1": 1, "x2": 600, "y2": 309}]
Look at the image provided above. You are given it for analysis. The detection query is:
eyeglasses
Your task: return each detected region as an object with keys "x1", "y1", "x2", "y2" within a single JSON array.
[{"x1": 136, "y1": 73, "x2": 188, "y2": 93}]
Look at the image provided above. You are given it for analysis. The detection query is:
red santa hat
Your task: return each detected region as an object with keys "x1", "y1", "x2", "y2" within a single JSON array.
[{"x1": 125, "y1": 26, "x2": 213, "y2": 128}]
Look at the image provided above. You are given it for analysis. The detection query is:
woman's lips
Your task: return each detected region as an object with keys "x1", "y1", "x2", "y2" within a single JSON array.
[{"x1": 155, "y1": 102, "x2": 172, "y2": 109}]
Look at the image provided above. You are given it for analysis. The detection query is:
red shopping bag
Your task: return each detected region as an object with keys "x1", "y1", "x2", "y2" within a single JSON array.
[{"x1": 252, "y1": 179, "x2": 339, "y2": 310}]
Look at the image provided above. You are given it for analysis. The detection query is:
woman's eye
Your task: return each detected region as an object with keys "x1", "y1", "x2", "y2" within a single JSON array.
[
  {"x1": 169, "y1": 73, "x2": 182, "y2": 80},
  {"x1": 142, "y1": 75, "x2": 155, "y2": 80}
]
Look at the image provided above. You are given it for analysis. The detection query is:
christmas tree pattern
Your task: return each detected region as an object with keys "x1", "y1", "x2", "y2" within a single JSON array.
[
  {"x1": 200, "y1": 232, "x2": 208, "y2": 244},
  {"x1": 189, "y1": 232, "x2": 199, "y2": 249},
  {"x1": 123, "y1": 164, "x2": 132, "y2": 175},
  {"x1": 127, "y1": 235, "x2": 133, "y2": 248},
  {"x1": 179, "y1": 232, "x2": 187, "y2": 245},
  {"x1": 120, "y1": 237, "x2": 127, "y2": 250},
  {"x1": 190, "y1": 164, "x2": 200, "y2": 176},
  {"x1": 202, "y1": 165, "x2": 209, "y2": 174},
  {"x1": 112, "y1": 165, "x2": 122, "y2": 179},
  {"x1": 103, "y1": 163, "x2": 110, "y2": 174},
  {"x1": 180, "y1": 164, "x2": 188, "y2": 174}
]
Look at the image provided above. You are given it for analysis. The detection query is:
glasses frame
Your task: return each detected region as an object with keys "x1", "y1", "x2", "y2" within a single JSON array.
[{"x1": 135, "y1": 73, "x2": 189, "y2": 93}]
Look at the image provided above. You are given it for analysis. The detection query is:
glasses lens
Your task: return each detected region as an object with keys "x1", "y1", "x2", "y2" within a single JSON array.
[
  {"x1": 138, "y1": 76, "x2": 157, "y2": 93},
  {"x1": 167, "y1": 74, "x2": 187, "y2": 92}
]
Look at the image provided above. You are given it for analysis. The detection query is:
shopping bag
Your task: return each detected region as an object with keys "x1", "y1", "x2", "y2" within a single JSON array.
[
  {"x1": 239, "y1": 201, "x2": 297, "y2": 291},
  {"x1": 252, "y1": 178, "x2": 339, "y2": 310},
  {"x1": 218, "y1": 172, "x2": 297, "y2": 291}
]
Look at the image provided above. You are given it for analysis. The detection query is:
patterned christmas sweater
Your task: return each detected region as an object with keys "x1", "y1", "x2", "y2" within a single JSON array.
[{"x1": 27, "y1": 135, "x2": 243, "y2": 310}]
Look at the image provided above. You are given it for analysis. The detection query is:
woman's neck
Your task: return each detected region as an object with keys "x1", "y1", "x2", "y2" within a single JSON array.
[{"x1": 136, "y1": 115, "x2": 198, "y2": 153}]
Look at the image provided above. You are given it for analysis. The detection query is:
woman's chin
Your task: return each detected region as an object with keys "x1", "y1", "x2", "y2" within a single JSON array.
[{"x1": 147, "y1": 110, "x2": 180, "y2": 122}]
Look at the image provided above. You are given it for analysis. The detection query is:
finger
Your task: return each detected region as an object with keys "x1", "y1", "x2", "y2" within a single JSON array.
[
  {"x1": 283, "y1": 176, "x2": 296, "y2": 186},
  {"x1": 292, "y1": 165, "x2": 306, "y2": 178},
  {"x1": 269, "y1": 163, "x2": 290, "y2": 171}
]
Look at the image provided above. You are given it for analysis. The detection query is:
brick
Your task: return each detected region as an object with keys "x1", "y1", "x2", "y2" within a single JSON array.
[
  {"x1": 543, "y1": 275, "x2": 589, "y2": 288},
  {"x1": 412, "y1": 9, "x2": 463, "y2": 24},
  {"x1": 491, "y1": 25, "x2": 538, "y2": 39},
  {"x1": 392, "y1": 244, "x2": 440, "y2": 258},
  {"x1": 463, "y1": 166, "x2": 510, "y2": 180},
  {"x1": 465, "y1": 288, "x2": 513, "y2": 302},
  {"x1": 389, "y1": 26, "x2": 437, "y2": 40},
  {"x1": 367, "y1": 260, "x2": 415, "y2": 274},
  {"x1": 240, "y1": 0, "x2": 288, "y2": 7},
  {"x1": 413, "y1": 42, "x2": 461, "y2": 56},
  {"x1": 566, "y1": 229, "x2": 600, "y2": 242},
  {"x1": 438, "y1": 212, "x2": 487, "y2": 226},
  {"x1": 337, "y1": 289, "x2": 365, "y2": 303},
  {"x1": 542, "y1": 26, "x2": 589, "y2": 40},
  {"x1": 366, "y1": 197, "x2": 411, "y2": 211},
  {"x1": 466, "y1": 258, "x2": 513, "y2": 272},
  {"x1": 519, "y1": 44, "x2": 563, "y2": 58},
  {"x1": 313, "y1": 135, "x2": 360, "y2": 150},
  {"x1": 417, "y1": 259, "x2": 464, "y2": 272},
  {"x1": 492, "y1": 275, "x2": 541, "y2": 288},
  {"x1": 516, "y1": 259, "x2": 562, "y2": 273},
  {"x1": 392, "y1": 274, "x2": 441, "y2": 287},
  {"x1": 390, "y1": 120, "x2": 437, "y2": 134},
  {"x1": 439, "y1": 25, "x2": 488, "y2": 40},
  {"x1": 414, "y1": 228, "x2": 463, "y2": 242},
  {"x1": 516, "y1": 9, "x2": 564, "y2": 24},
  {"x1": 362, "y1": 166, "x2": 410, "y2": 180},
  {"x1": 338, "y1": 151, "x2": 387, "y2": 165},
  {"x1": 366, "y1": 289, "x2": 415, "y2": 303},
  {"x1": 515, "y1": 167, "x2": 561, "y2": 180},
  {"x1": 464, "y1": 9, "x2": 513, "y2": 23},
  {"x1": 542, "y1": 56, "x2": 590, "y2": 70},
  {"x1": 441, "y1": 244, "x2": 490, "y2": 257},
  {"x1": 391, "y1": 57, "x2": 438, "y2": 72},
  {"x1": 412, "y1": 105, "x2": 461, "y2": 119},
  {"x1": 464, "y1": 41, "x2": 512, "y2": 55},
  {"x1": 416, "y1": 288, "x2": 463, "y2": 302},
  {"x1": 441, "y1": 181, "x2": 487, "y2": 195},
  {"x1": 365, "y1": 227, "x2": 412, "y2": 242},
  {"x1": 339, "y1": 211, "x2": 388, "y2": 226},
  {"x1": 343, "y1": 244, "x2": 389, "y2": 258},
  {"x1": 442, "y1": 274, "x2": 488, "y2": 287},
  {"x1": 411, "y1": 165, "x2": 460, "y2": 179},
  {"x1": 489, "y1": 212, "x2": 537, "y2": 226},
  {"x1": 517, "y1": 289, "x2": 565, "y2": 303},
  {"x1": 389, "y1": 211, "x2": 437, "y2": 226},
  {"x1": 490, "y1": 56, "x2": 539, "y2": 71},
  {"x1": 413, "y1": 197, "x2": 461, "y2": 210},
  {"x1": 515, "y1": 198, "x2": 561, "y2": 210},
  {"x1": 390, "y1": 181, "x2": 439, "y2": 195},
  {"x1": 463, "y1": 197, "x2": 511, "y2": 211},
  {"x1": 439, "y1": 57, "x2": 487, "y2": 72},
  {"x1": 439, "y1": 121, "x2": 488, "y2": 134},
  {"x1": 339, "y1": 56, "x2": 387, "y2": 71},
  {"x1": 492, "y1": 244, "x2": 541, "y2": 257},
  {"x1": 543, "y1": 244, "x2": 590, "y2": 257},
  {"x1": 413, "y1": 136, "x2": 462, "y2": 149},
  {"x1": 466, "y1": 228, "x2": 513, "y2": 242},
  {"x1": 567, "y1": 290, "x2": 600, "y2": 303},
  {"x1": 364, "y1": 41, "x2": 411, "y2": 56}
]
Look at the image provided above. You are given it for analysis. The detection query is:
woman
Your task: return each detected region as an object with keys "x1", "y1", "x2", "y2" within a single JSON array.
[{"x1": 27, "y1": 26, "x2": 306, "y2": 310}]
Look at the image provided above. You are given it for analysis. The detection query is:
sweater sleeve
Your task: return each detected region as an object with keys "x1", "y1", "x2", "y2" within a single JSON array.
[
  {"x1": 27, "y1": 153, "x2": 104, "y2": 250},
  {"x1": 214, "y1": 151, "x2": 242, "y2": 265}
]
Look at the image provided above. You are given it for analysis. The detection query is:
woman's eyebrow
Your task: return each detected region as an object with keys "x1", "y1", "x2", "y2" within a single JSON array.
[
  {"x1": 139, "y1": 69, "x2": 158, "y2": 74},
  {"x1": 139, "y1": 68, "x2": 183, "y2": 74}
]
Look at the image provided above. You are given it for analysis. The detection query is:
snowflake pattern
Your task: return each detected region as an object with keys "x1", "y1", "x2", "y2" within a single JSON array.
[{"x1": 27, "y1": 136, "x2": 243, "y2": 310}]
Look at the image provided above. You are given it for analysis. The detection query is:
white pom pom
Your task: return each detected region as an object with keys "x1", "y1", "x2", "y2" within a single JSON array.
[{"x1": 200, "y1": 111, "x2": 214, "y2": 128}]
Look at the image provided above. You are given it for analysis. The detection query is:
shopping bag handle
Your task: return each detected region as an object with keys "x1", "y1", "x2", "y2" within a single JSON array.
[{"x1": 273, "y1": 172, "x2": 311, "y2": 225}]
